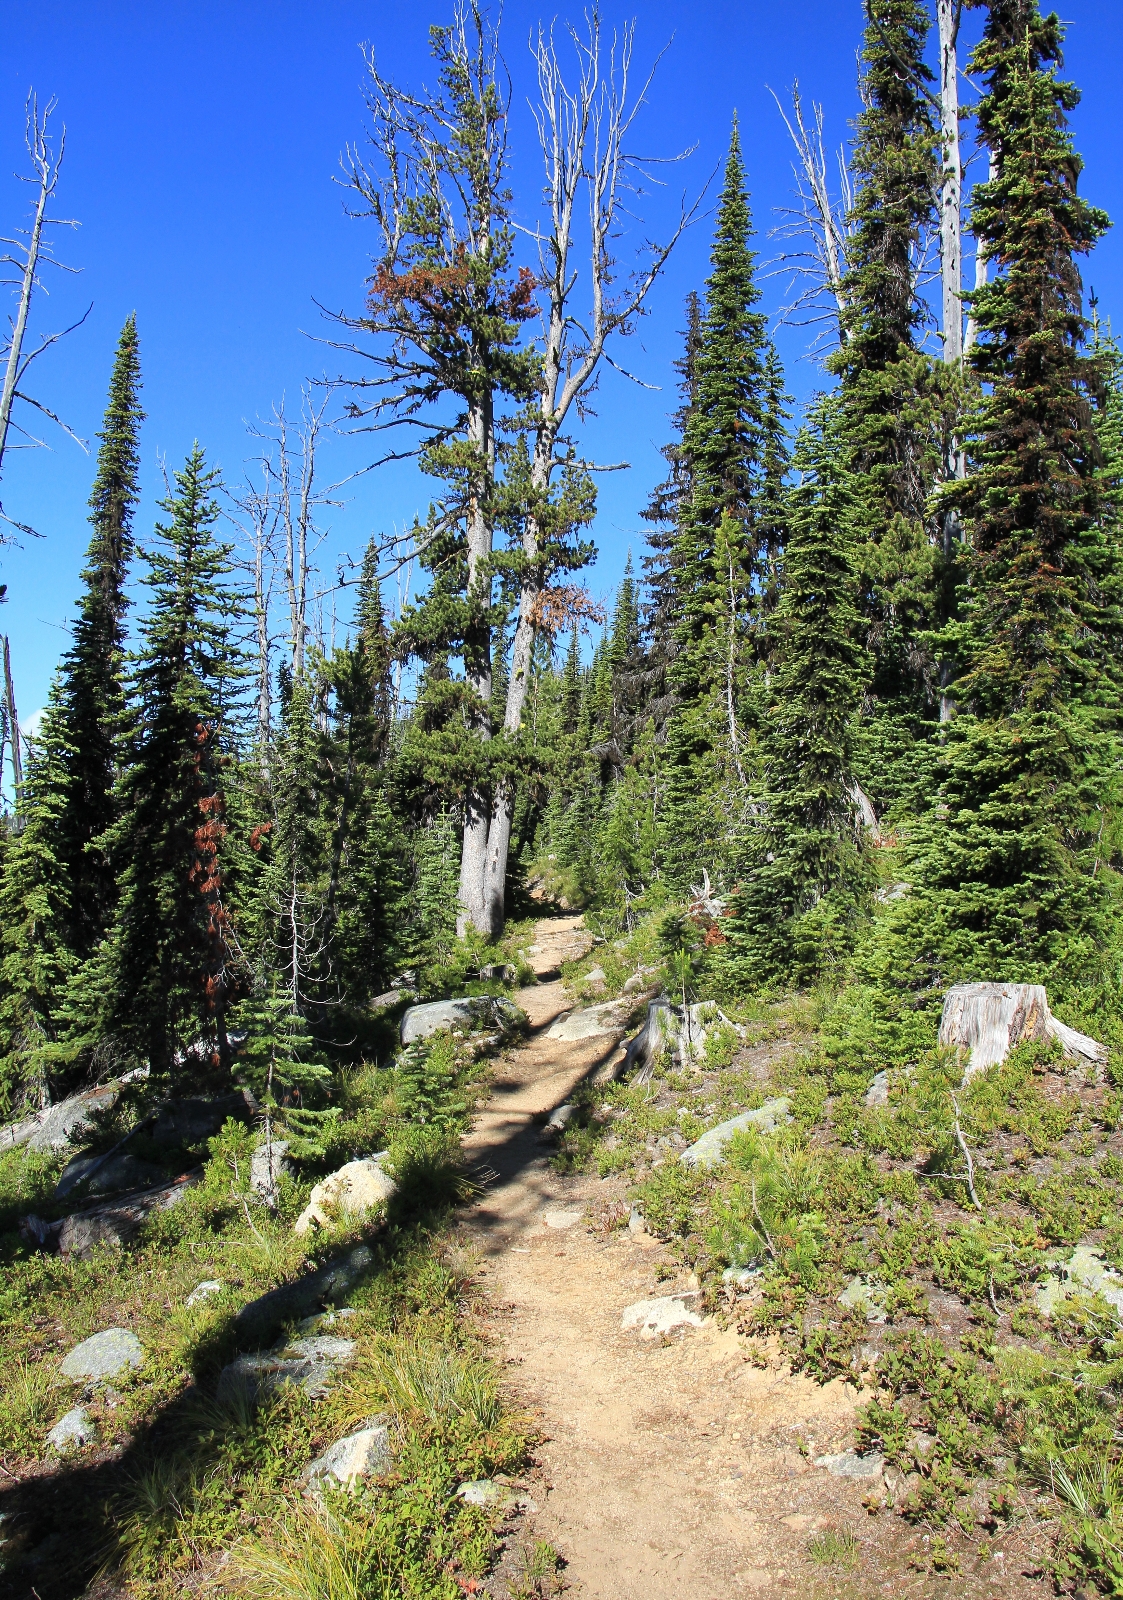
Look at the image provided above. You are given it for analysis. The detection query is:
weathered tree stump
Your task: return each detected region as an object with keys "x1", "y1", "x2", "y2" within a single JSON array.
[{"x1": 938, "y1": 982, "x2": 1107, "y2": 1084}]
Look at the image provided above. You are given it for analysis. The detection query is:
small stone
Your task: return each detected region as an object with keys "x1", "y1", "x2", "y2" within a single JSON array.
[
  {"x1": 543, "y1": 1103, "x2": 576, "y2": 1135},
  {"x1": 621, "y1": 1294, "x2": 704, "y2": 1338},
  {"x1": 722, "y1": 1266, "x2": 762, "y2": 1290},
  {"x1": 814, "y1": 1450, "x2": 884, "y2": 1479},
  {"x1": 628, "y1": 1207, "x2": 647, "y2": 1235},
  {"x1": 60, "y1": 1329, "x2": 144, "y2": 1383},
  {"x1": 838, "y1": 1275, "x2": 889, "y2": 1324},
  {"x1": 217, "y1": 1335, "x2": 355, "y2": 1404},
  {"x1": 543, "y1": 1209, "x2": 582, "y2": 1230},
  {"x1": 583, "y1": 966, "x2": 606, "y2": 984},
  {"x1": 864, "y1": 1071, "x2": 890, "y2": 1107},
  {"x1": 186, "y1": 1280, "x2": 224, "y2": 1308},
  {"x1": 46, "y1": 1405, "x2": 97, "y2": 1453},
  {"x1": 457, "y1": 1478, "x2": 516, "y2": 1508},
  {"x1": 1035, "y1": 1245, "x2": 1123, "y2": 1318},
  {"x1": 304, "y1": 1422, "x2": 392, "y2": 1490},
  {"x1": 680, "y1": 1099, "x2": 793, "y2": 1169}
]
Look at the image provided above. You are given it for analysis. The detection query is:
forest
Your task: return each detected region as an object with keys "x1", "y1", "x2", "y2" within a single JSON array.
[{"x1": 1, "y1": 0, "x2": 1123, "y2": 1597}]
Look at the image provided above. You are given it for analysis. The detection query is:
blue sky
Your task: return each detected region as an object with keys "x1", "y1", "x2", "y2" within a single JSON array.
[{"x1": 2, "y1": 0, "x2": 1121, "y2": 734}]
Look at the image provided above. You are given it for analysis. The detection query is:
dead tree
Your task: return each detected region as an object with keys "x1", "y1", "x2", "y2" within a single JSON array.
[
  {"x1": 477, "y1": 13, "x2": 698, "y2": 933},
  {"x1": 1, "y1": 633, "x2": 21, "y2": 797},
  {"x1": 768, "y1": 84, "x2": 852, "y2": 350},
  {"x1": 0, "y1": 93, "x2": 88, "y2": 530},
  {"x1": 937, "y1": 0, "x2": 964, "y2": 365}
]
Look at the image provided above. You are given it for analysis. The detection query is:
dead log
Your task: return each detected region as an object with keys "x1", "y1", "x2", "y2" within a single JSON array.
[{"x1": 938, "y1": 982, "x2": 1107, "y2": 1084}]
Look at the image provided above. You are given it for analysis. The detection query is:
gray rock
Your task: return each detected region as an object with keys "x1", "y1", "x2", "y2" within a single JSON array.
[
  {"x1": 864, "y1": 1071, "x2": 890, "y2": 1108},
  {"x1": 814, "y1": 1450, "x2": 884, "y2": 1479},
  {"x1": 150, "y1": 1091, "x2": 255, "y2": 1148},
  {"x1": 218, "y1": 1335, "x2": 356, "y2": 1404},
  {"x1": 1036, "y1": 1246, "x2": 1123, "y2": 1318},
  {"x1": 545, "y1": 1001, "x2": 630, "y2": 1043},
  {"x1": 186, "y1": 1279, "x2": 224, "y2": 1308},
  {"x1": 60, "y1": 1328, "x2": 143, "y2": 1382},
  {"x1": 583, "y1": 966, "x2": 606, "y2": 985},
  {"x1": 457, "y1": 1478, "x2": 516, "y2": 1509},
  {"x1": 233, "y1": 1243, "x2": 373, "y2": 1346},
  {"x1": 369, "y1": 987, "x2": 413, "y2": 1011},
  {"x1": 628, "y1": 1207, "x2": 647, "y2": 1235},
  {"x1": 723, "y1": 1266, "x2": 762, "y2": 1290},
  {"x1": 477, "y1": 963, "x2": 515, "y2": 983},
  {"x1": 400, "y1": 995, "x2": 522, "y2": 1045},
  {"x1": 46, "y1": 1405, "x2": 97, "y2": 1453},
  {"x1": 56, "y1": 1174, "x2": 195, "y2": 1260},
  {"x1": 542, "y1": 1209, "x2": 582, "y2": 1230},
  {"x1": 838, "y1": 1276, "x2": 888, "y2": 1324},
  {"x1": 543, "y1": 1103, "x2": 576, "y2": 1134},
  {"x1": 29, "y1": 1085, "x2": 122, "y2": 1153},
  {"x1": 621, "y1": 1294, "x2": 705, "y2": 1338},
  {"x1": 87, "y1": 1155, "x2": 166, "y2": 1195},
  {"x1": 250, "y1": 1140, "x2": 292, "y2": 1206},
  {"x1": 304, "y1": 1421, "x2": 392, "y2": 1490},
  {"x1": 680, "y1": 1099, "x2": 793, "y2": 1169}
]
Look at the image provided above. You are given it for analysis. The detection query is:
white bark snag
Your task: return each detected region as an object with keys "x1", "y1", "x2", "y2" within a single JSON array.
[
  {"x1": 964, "y1": 153, "x2": 997, "y2": 356},
  {"x1": 477, "y1": 18, "x2": 695, "y2": 935},
  {"x1": 938, "y1": 982, "x2": 1107, "y2": 1085},
  {"x1": 1, "y1": 634, "x2": 21, "y2": 795},
  {"x1": 937, "y1": 0, "x2": 963, "y2": 365},
  {"x1": 457, "y1": 394, "x2": 496, "y2": 937}
]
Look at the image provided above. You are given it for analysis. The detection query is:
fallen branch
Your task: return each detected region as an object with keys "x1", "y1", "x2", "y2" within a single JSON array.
[{"x1": 950, "y1": 1093, "x2": 983, "y2": 1212}]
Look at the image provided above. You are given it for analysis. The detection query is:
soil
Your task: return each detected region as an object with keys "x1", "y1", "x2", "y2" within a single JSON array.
[{"x1": 460, "y1": 915, "x2": 1048, "y2": 1600}]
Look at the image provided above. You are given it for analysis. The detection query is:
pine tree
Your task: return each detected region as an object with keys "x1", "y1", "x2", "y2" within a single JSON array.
[
  {"x1": 830, "y1": 2, "x2": 956, "y2": 823},
  {"x1": 660, "y1": 124, "x2": 774, "y2": 891},
  {"x1": 0, "y1": 320, "x2": 143, "y2": 1098},
  {"x1": 914, "y1": 0, "x2": 1119, "y2": 986},
  {"x1": 84, "y1": 446, "x2": 244, "y2": 1077},
  {"x1": 57, "y1": 316, "x2": 145, "y2": 951},
  {"x1": 726, "y1": 408, "x2": 871, "y2": 984}
]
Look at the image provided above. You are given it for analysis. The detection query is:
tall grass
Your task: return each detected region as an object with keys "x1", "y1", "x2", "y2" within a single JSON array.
[
  {"x1": 230, "y1": 1503, "x2": 399, "y2": 1600},
  {"x1": 350, "y1": 1336, "x2": 503, "y2": 1432}
]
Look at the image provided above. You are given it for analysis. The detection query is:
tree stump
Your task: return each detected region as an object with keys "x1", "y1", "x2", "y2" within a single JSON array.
[{"x1": 938, "y1": 982, "x2": 1107, "y2": 1083}]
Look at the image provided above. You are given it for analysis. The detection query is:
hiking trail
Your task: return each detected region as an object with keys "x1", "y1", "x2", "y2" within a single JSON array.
[{"x1": 457, "y1": 913, "x2": 972, "y2": 1600}]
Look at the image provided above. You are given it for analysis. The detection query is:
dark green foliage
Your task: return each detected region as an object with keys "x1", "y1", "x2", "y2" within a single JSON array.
[
  {"x1": 0, "y1": 320, "x2": 144, "y2": 1101},
  {"x1": 726, "y1": 408, "x2": 871, "y2": 984},
  {"x1": 916, "y1": 0, "x2": 1122, "y2": 987},
  {"x1": 83, "y1": 446, "x2": 244, "y2": 1076}
]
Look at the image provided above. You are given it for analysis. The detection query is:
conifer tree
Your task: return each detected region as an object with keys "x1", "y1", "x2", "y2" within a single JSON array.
[
  {"x1": 57, "y1": 316, "x2": 144, "y2": 950},
  {"x1": 726, "y1": 408, "x2": 871, "y2": 983},
  {"x1": 830, "y1": 2, "x2": 954, "y2": 820},
  {"x1": 914, "y1": 0, "x2": 1119, "y2": 985},
  {"x1": 0, "y1": 320, "x2": 143, "y2": 1098},
  {"x1": 661, "y1": 124, "x2": 773, "y2": 890},
  {"x1": 85, "y1": 446, "x2": 243, "y2": 1076}
]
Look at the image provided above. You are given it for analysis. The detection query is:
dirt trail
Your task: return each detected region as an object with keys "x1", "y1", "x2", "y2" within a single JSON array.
[{"x1": 460, "y1": 914, "x2": 916, "y2": 1600}]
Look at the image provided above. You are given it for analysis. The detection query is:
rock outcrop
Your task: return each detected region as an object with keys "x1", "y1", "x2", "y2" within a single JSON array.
[
  {"x1": 304, "y1": 1421, "x2": 393, "y2": 1490},
  {"x1": 293, "y1": 1158, "x2": 397, "y2": 1236},
  {"x1": 60, "y1": 1328, "x2": 144, "y2": 1382},
  {"x1": 680, "y1": 1098, "x2": 792, "y2": 1169}
]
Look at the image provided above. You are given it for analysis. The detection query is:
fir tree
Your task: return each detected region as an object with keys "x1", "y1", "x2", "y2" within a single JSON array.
[
  {"x1": 85, "y1": 446, "x2": 243, "y2": 1076},
  {"x1": 0, "y1": 320, "x2": 143, "y2": 1097},
  {"x1": 661, "y1": 124, "x2": 774, "y2": 891},
  {"x1": 915, "y1": 0, "x2": 1119, "y2": 986},
  {"x1": 727, "y1": 408, "x2": 871, "y2": 984}
]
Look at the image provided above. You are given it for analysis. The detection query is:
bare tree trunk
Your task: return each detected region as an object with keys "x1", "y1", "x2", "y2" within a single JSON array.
[
  {"x1": 0, "y1": 94, "x2": 86, "y2": 514},
  {"x1": 479, "y1": 16, "x2": 695, "y2": 933},
  {"x1": 964, "y1": 154, "x2": 996, "y2": 355},
  {"x1": 2, "y1": 634, "x2": 22, "y2": 797},
  {"x1": 457, "y1": 394, "x2": 496, "y2": 937},
  {"x1": 937, "y1": 0, "x2": 963, "y2": 365}
]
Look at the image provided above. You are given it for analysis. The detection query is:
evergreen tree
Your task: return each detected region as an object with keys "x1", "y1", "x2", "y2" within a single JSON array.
[
  {"x1": 913, "y1": 0, "x2": 1119, "y2": 986},
  {"x1": 830, "y1": 1, "x2": 955, "y2": 823},
  {"x1": 57, "y1": 316, "x2": 145, "y2": 951},
  {"x1": 0, "y1": 320, "x2": 143, "y2": 1099},
  {"x1": 661, "y1": 124, "x2": 774, "y2": 891},
  {"x1": 84, "y1": 446, "x2": 244, "y2": 1076},
  {"x1": 726, "y1": 408, "x2": 871, "y2": 984}
]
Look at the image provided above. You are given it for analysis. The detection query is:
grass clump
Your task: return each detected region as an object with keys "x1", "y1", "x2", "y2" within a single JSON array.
[{"x1": 807, "y1": 1526, "x2": 859, "y2": 1567}]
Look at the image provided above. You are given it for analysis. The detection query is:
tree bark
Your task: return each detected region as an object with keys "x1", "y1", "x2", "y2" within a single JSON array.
[
  {"x1": 457, "y1": 394, "x2": 496, "y2": 936},
  {"x1": 937, "y1": 0, "x2": 964, "y2": 365},
  {"x1": 938, "y1": 981, "x2": 1106, "y2": 1084},
  {"x1": 2, "y1": 634, "x2": 22, "y2": 797}
]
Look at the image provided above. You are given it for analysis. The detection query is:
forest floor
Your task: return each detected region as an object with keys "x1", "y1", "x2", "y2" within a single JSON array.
[{"x1": 465, "y1": 913, "x2": 1043, "y2": 1600}]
